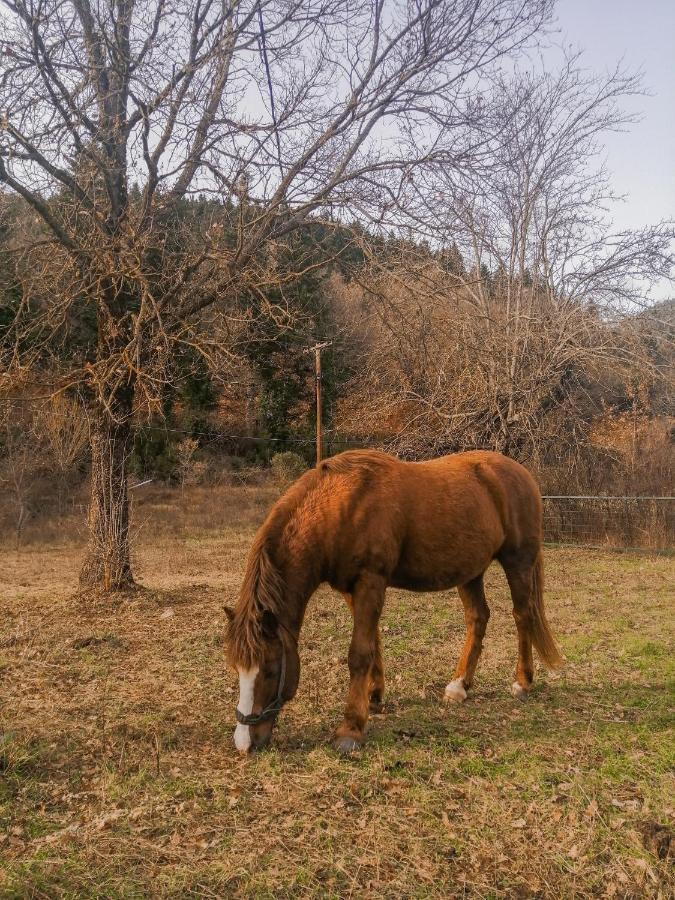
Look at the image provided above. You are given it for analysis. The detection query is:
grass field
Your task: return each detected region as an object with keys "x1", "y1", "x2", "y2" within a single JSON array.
[{"x1": 1, "y1": 484, "x2": 673, "y2": 898}]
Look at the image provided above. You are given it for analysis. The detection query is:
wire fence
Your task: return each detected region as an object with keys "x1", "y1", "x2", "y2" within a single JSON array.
[
  {"x1": 3, "y1": 423, "x2": 673, "y2": 553},
  {"x1": 542, "y1": 496, "x2": 674, "y2": 553}
]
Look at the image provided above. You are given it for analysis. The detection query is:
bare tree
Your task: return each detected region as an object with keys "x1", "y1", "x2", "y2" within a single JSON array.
[
  {"x1": 0, "y1": 0, "x2": 552, "y2": 590},
  {"x1": 339, "y1": 51, "x2": 673, "y2": 465},
  {"x1": 0, "y1": 393, "x2": 88, "y2": 541},
  {"x1": 33, "y1": 394, "x2": 89, "y2": 515},
  {"x1": 0, "y1": 401, "x2": 38, "y2": 546}
]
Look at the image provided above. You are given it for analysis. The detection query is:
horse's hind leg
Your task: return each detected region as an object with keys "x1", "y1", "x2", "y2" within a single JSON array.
[
  {"x1": 444, "y1": 575, "x2": 490, "y2": 703},
  {"x1": 335, "y1": 573, "x2": 385, "y2": 753},
  {"x1": 342, "y1": 591, "x2": 384, "y2": 713},
  {"x1": 501, "y1": 557, "x2": 535, "y2": 701}
]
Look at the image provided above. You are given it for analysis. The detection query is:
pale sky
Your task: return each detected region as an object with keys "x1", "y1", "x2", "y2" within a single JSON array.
[{"x1": 553, "y1": 0, "x2": 675, "y2": 234}]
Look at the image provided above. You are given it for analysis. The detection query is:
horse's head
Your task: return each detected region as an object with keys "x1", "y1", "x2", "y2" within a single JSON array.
[{"x1": 225, "y1": 607, "x2": 300, "y2": 753}]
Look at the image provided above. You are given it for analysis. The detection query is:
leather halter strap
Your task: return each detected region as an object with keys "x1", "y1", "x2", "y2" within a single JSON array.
[{"x1": 234, "y1": 625, "x2": 294, "y2": 726}]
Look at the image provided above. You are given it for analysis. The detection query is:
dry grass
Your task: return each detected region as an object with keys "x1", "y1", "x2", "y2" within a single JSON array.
[{"x1": 1, "y1": 485, "x2": 673, "y2": 898}]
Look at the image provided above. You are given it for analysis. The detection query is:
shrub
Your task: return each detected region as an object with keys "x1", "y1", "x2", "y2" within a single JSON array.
[
  {"x1": 271, "y1": 451, "x2": 307, "y2": 485},
  {"x1": 130, "y1": 426, "x2": 178, "y2": 481}
]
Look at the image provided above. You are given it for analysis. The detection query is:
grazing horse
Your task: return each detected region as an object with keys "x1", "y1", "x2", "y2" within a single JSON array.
[{"x1": 225, "y1": 449, "x2": 562, "y2": 754}]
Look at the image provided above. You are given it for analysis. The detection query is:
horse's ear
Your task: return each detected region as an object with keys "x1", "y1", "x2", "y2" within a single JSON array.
[
  {"x1": 223, "y1": 605, "x2": 235, "y2": 622},
  {"x1": 260, "y1": 608, "x2": 278, "y2": 639}
]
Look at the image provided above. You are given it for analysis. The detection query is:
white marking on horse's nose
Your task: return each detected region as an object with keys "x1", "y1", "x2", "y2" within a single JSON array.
[{"x1": 233, "y1": 666, "x2": 259, "y2": 753}]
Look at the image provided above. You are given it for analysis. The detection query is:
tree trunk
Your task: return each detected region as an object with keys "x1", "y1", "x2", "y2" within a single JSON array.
[{"x1": 79, "y1": 397, "x2": 135, "y2": 592}]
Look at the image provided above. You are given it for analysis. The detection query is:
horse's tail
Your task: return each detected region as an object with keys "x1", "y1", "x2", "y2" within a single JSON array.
[{"x1": 530, "y1": 549, "x2": 564, "y2": 670}]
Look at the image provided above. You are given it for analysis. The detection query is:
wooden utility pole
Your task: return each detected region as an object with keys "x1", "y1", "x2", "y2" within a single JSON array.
[{"x1": 304, "y1": 341, "x2": 332, "y2": 465}]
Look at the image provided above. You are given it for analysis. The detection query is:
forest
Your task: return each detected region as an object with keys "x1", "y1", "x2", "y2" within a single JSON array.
[{"x1": 1, "y1": 191, "x2": 672, "y2": 536}]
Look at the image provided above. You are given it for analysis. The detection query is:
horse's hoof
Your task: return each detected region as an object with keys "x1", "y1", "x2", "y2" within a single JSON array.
[
  {"x1": 511, "y1": 682, "x2": 529, "y2": 702},
  {"x1": 444, "y1": 679, "x2": 467, "y2": 703},
  {"x1": 369, "y1": 698, "x2": 384, "y2": 714},
  {"x1": 334, "y1": 736, "x2": 362, "y2": 754}
]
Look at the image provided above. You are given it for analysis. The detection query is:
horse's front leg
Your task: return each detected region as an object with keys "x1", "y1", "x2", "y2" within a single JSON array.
[
  {"x1": 335, "y1": 573, "x2": 385, "y2": 753},
  {"x1": 342, "y1": 591, "x2": 385, "y2": 714}
]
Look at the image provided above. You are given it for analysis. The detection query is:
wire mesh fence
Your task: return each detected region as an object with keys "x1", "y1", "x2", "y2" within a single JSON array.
[
  {"x1": 542, "y1": 496, "x2": 674, "y2": 553},
  {"x1": 3, "y1": 434, "x2": 674, "y2": 554}
]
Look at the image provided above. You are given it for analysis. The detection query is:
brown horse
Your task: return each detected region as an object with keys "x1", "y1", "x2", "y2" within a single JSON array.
[{"x1": 225, "y1": 449, "x2": 562, "y2": 754}]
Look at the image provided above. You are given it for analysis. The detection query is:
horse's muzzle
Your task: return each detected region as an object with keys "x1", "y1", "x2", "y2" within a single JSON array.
[
  {"x1": 250, "y1": 729, "x2": 272, "y2": 752},
  {"x1": 234, "y1": 718, "x2": 274, "y2": 753}
]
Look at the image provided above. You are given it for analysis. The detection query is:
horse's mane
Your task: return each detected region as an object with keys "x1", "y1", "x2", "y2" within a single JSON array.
[
  {"x1": 227, "y1": 533, "x2": 286, "y2": 668},
  {"x1": 318, "y1": 449, "x2": 393, "y2": 475},
  {"x1": 226, "y1": 467, "x2": 321, "y2": 668}
]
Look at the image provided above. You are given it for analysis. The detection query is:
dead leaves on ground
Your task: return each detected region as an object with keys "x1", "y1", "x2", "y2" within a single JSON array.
[{"x1": 1, "y1": 544, "x2": 673, "y2": 898}]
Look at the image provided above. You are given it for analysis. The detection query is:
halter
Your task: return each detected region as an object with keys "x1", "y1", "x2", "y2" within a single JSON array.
[{"x1": 234, "y1": 628, "x2": 291, "y2": 727}]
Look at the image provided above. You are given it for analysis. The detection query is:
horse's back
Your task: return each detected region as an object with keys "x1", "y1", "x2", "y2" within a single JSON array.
[
  {"x1": 320, "y1": 449, "x2": 542, "y2": 590},
  {"x1": 447, "y1": 451, "x2": 543, "y2": 550},
  {"x1": 404, "y1": 447, "x2": 538, "y2": 508},
  {"x1": 321, "y1": 448, "x2": 541, "y2": 537}
]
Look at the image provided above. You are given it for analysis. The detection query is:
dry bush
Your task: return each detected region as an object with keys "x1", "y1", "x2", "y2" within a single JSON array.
[
  {"x1": 589, "y1": 415, "x2": 674, "y2": 495},
  {"x1": 175, "y1": 438, "x2": 209, "y2": 491},
  {"x1": 0, "y1": 406, "x2": 40, "y2": 547},
  {"x1": 34, "y1": 396, "x2": 89, "y2": 475},
  {"x1": 33, "y1": 395, "x2": 90, "y2": 514},
  {"x1": 332, "y1": 254, "x2": 615, "y2": 456},
  {"x1": 271, "y1": 451, "x2": 308, "y2": 486},
  {"x1": 0, "y1": 394, "x2": 90, "y2": 545}
]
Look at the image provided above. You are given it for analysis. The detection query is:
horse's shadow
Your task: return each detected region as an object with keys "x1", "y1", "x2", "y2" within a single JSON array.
[{"x1": 275, "y1": 676, "x2": 670, "y2": 754}]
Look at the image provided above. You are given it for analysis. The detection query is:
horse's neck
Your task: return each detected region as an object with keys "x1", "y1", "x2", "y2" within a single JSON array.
[{"x1": 271, "y1": 526, "x2": 322, "y2": 638}]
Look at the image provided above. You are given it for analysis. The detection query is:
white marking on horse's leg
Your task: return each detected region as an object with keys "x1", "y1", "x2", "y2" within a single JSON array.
[
  {"x1": 233, "y1": 666, "x2": 259, "y2": 753},
  {"x1": 511, "y1": 681, "x2": 529, "y2": 702},
  {"x1": 444, "y1": 678, "x2": 467, "y2": 703}
]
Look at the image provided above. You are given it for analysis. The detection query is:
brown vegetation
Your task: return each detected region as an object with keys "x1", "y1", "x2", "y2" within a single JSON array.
[{"x1": 1, "y1": 0, "x2": 557, "y2": 591}]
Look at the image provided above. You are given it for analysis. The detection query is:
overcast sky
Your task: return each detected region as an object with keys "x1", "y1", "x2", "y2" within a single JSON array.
[{"x1": 553, "y1": 0, "x2": 674, "y2": 235}]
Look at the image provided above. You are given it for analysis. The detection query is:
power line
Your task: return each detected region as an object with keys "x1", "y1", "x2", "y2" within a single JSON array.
[{"x1": 133, "y1": 422, "x2": 384, "y2": 450}]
